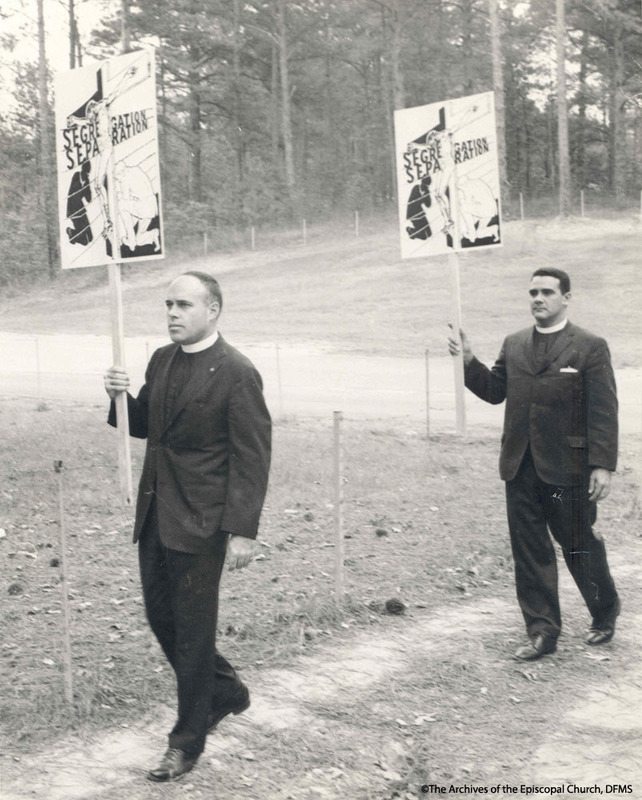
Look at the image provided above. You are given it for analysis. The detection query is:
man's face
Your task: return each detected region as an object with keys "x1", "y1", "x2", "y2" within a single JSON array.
[
  {"x1": 165, "y1": 276, "x2": 219, "y2": 345},
  {"x1": 529, "y1": 275, "x2": 570, "y2": 328}
]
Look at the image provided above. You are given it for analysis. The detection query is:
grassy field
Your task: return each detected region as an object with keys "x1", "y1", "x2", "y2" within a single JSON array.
[
  {"x1": 0, "y1": 399, "x2": 640, "y2": 798},
  {"x1": 0, "y1": 400, "x2": 509, "y2": 743}
]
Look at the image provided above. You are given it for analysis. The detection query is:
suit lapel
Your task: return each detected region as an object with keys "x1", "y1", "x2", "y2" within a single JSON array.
[
  {"x1": 162, "y1": 336, "x2": 227, "y2": 433},
  {"x1": 537, "y1": 322, "x2": 575, "y2": 373},
  {"x1": 155, "y1": 345, "x2": 181, "y2": 430},
  {"x1": 522, "y1": 328, "x2": 538, "y2": 374}
]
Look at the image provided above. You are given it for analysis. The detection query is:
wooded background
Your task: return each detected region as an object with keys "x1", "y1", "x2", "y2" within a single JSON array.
[{"x1": 0, "y1": 0, "x2": 640, "y2": 285}]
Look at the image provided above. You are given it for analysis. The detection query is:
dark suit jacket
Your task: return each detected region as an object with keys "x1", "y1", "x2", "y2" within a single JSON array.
[
  {"x1": 109, "y1": 335, "x2": 271, "y2": 553},
  {"x1": 464, "y1": 322, "x2": 618, "y2": 485}
]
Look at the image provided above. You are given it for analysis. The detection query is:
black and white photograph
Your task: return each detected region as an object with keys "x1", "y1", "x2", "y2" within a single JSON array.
[{"x1": 0, "y1": 1, "x2": 640, "y2": 798}]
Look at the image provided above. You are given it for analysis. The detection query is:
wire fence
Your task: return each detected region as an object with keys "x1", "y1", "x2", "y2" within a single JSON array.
[
  {"x1": 175, "y1": 192, "x2": 642, "y2": 259},
  {"x1": 0, "y1": 331, "x2": 490, "y2": 433},
  {"x1": 2, "y1": 331, "x2": 641, "y2": 437}
]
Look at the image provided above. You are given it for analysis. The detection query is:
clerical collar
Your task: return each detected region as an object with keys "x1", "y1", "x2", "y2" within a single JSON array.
[
  {"x1": 181, "y1": 330, "x2": 219, "y2": 353},
  {"x1": 535, "y1": 318, "x2": 568, "y2": 335}
]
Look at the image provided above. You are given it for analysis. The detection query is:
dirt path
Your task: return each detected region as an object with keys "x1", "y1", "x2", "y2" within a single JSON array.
[{"x1": 2, "y1": 547, "x2": 640, "y2": 800}]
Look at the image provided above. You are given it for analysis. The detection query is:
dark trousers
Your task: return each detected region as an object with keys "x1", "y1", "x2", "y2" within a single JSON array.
[
  {"x1": 138, "y1": 501, "x2": 241, "y2": 756},
  {"x1": 505, "y1": 447, "x2": 618, "y2": 640}
]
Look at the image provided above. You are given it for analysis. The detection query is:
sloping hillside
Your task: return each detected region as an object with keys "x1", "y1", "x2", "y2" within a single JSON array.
[{"x1": 1, "y1": 212, "x2": 640, "y2": 366}]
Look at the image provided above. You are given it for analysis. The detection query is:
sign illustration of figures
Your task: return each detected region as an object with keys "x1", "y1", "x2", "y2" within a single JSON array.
[
  {"x1": 394, "y1": 92, "x2": 502, "y2": 259},
  {"x1": 54, "y1": 48, "x2": 163, "y2": 269}
]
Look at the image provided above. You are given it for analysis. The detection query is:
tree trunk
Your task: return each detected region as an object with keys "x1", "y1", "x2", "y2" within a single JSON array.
[
  {"x1": 271, "y1": 44, "x2": 279, "y2": 168},
  {"x1": 555, "y1": 0, "x2": 571, "y2": 216},
  {"x1": 68, "y1": 0, "x2": 77, "y2": 68},
  {"x1": 185, "y1": 0, "x2": 202, "y2": 204},
  {"x1": 488, "y1": 0, "x2": 509, "y2": 201},
  {"x1": 545, "y1": 100, "x2": 555, "y2": 189},
  {"x1": 361, "y1": 69, "x2": 374, "y2": 202},
  {"x1": 610, "y1": 18, "x2": 626, "y2": 207},
  {"x1": 37, "y1": 0, "x2": 58, "y2": 278},
  {"x1": 188, "y1": 65, "x2": 203, "y2": 203},
  {"x1": 324, "y1": 17, "x2": 339, "y2": 203},
  {"x1": 232, "y1": 0, "x2": 244, "y2": 223},
  {"x1": 524, "y1": 95, "x2": 531, "y2": 192},
  {"x1": 389, "y1": 0, "x2": 405, "y2": 110},
  {"x1": 374, "y1": 50, "x2": 392, "y2": 202},
  {"x1": 277, "y1": 0, "x2": 297, "y2": 216},
  {"x1": 121, "y1": 0, "x2": 131, "y2": 53},
  {"x1": 576, "y1": 28, "x2": 589, "y2": 190},
  {"x1": 379, "y1": 5, "x2": 399, "y2": 202},
  {"x1": 159, "y1": 52, "x2": 167, "y2": 189},
  {"x1": 461, "y1": 0, "x2": 475, "y2": 94},
  {"x1": 634, "y1": 105, "x2": 642, "y2": 198},
  {"x1": 435, "y1": 0, "x2": 446, "y2": 100}
]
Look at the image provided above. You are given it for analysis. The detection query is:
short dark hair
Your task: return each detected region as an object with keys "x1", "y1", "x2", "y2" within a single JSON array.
[
  {"x1": 181, "y1": 270, "x2": 223, "y2": 308},
  {"x1": 531, "y1": 268, "x2": 570, "y2": 295}
]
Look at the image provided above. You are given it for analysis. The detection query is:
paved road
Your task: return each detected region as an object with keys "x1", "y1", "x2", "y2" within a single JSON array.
[{"x1": 1, "y1": 332, "x2": 640, "y2": 435}]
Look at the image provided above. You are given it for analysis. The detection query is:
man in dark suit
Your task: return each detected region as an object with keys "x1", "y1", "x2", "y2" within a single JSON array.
[
  {"x1": 104, "y1": 271, "x2": 271, "y2": 780},
  {"x1": 448, "y1": 268, "x2": 620, "y2": 661}
]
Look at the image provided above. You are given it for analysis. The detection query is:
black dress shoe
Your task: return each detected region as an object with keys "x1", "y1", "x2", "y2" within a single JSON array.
[
  {"x1": 207, "y1": 683, "x2": 250, "y2": 734},
  {"x1": 587, "y1": 598, "x2": 621, "y2": 646},
  {"x1": 147, "y1": 747, "x2": 198, "y2": 782},
  {"x1": 514, "y1": 633, "x2": 557, "y2": 661}
]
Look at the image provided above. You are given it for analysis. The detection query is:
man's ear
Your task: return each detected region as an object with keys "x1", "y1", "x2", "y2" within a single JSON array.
[
  {"x1": 562, "y1": 292, "x2": 571, "y2": 306},
  {"x1": 209, "y1": 301, "x2": 221, "y2": 320}
]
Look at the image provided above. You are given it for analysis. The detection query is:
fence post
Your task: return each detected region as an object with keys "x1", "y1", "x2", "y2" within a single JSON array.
[
  {"x1": 275, "y1": 343, "x2": 284, "y2": 417},
  {"x1": 302, "y1": 218, "x2": 307, "y2": 246},
  {"x1": 519, "y1": 192, "x2": 525, "y2": 221},
  {"x1": 425, "y1": 348, "x2": 430, "y2": 441},
  {"x1": 251, "y1": 226, "x2": 256, "y2": 251},
  {"x1": 54, "y1": 461, "x2": 74, "y2": 705},
  {"x1": 581, "y1": 189, "x2": 585, "y2": 217},
  {"x1": 34, "y1": 337, "x2": 42, "y2": 402},
  {"x1": 333, "y1": 411, "x2": 344, "y2": 601},
  {"x1": 355, "y1": 210, "x2": 359, "y2": 237}
]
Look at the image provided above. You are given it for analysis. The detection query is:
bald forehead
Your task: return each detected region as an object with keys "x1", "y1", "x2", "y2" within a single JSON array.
[{"x1": 167, "y1": 275, "x2": 209, "y2": 300}]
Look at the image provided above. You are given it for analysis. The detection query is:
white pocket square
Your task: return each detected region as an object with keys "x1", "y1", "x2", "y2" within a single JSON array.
[{"x1": 560, "y1": 366, "x2": 578, "y2": 373}]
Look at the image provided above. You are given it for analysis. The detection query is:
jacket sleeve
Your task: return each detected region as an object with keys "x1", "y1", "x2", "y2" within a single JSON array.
[
  {"x1": 463, "y1": 341, "x2": 508, "y2": 405},
  {"x1": 220, "y1": 365, "x2": 272, "y2": 539},
  {"x1": 585, "y1": 338, "x2": 618, "y2": 471},
  {"x1": 107, "y1": 352, "x2": 156, "y2": 439}
]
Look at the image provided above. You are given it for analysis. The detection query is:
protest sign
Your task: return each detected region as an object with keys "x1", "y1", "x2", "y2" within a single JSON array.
[
  {"x1": 54, "y1": 48, "x2": 163, "y2": 270},
  {"x1": 395, "y1": 92, "x2": 502, "y2": 259}
]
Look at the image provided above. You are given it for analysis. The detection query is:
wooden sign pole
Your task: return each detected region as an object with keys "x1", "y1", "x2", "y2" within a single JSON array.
[
  {"x1": 447, "y1": 133, "x2": 467, "y2": 438},
  {"x1": 108, "y1": 262, "x2": 134, "y2": 505},
  {"x1": 333, "y1": 411, "x2": 345, "y2": 601},
  {"x1": 107, "y1": 141, "x2": 133, "y2": 505},
  {"x1": 448, "y1": 252, "x2": 466, "y2": 437},
  {"x1": 54, "y1": 460, "x2": 74, "y2": 704},
  {"x1": 105, "y1": 18, "x2": 134, "y2": 506}
]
